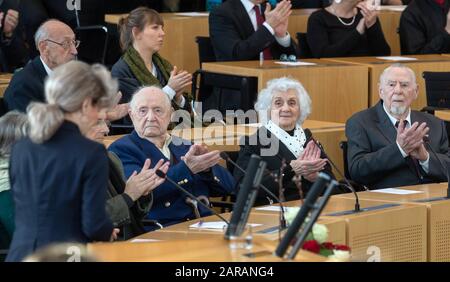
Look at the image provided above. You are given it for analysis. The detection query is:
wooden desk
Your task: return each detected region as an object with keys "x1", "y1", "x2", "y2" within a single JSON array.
[
  {"x1": 103, "y1": 120, "x2": 346, "y2": 173},
  {"x1": 202, "y1": 60, "x2": 368, "y2": 123},
  {"x1": 334, "y1": 183, "x2": 450, "y2": 261},
  {"x1": 325, "y1": 55, "x2": 450, "y2": 111},
  {"x1": 88, "y1": 237, "x2": 327, "y2": 262},
  {"x1": 0, "y1": 73, "x2": 12, "y2": 98},
  {"x1": 256, "y1": 197, "x2": 427, "y2": 261},
  {"x1": 435, "y1": 110, "x2": 450, "y2": 122}
]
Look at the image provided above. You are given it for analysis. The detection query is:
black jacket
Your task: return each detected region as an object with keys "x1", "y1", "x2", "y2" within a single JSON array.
[
  {"x1": 234, "y1": 126, "x2": 334, "y2": 206},
  {"x1": 4, "y1": 57, "x2": 47, "y2": 112},
  {"x1": 399, "y1": 0, "x2": 450, "y2": 55},
  {"x1": 209, "y1": 0, "x2": 298, "y2": 61}
]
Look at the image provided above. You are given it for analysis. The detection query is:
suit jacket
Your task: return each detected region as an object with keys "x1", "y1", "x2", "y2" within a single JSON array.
[
  {"x1": 209, "y1": 0, "x2": 298, "y2": 61},
  {"x1": 108, "y1": 131, "x2": 236, "y2": 228},
  {"x1": 346, "y1": 101, "x2": 450, "y2": 189},
  {"x1": 234, "y1": 126, "x2": 334, "y2": 206},
  {"x1": 4, "y1": 56, "x2": 47, "y2": 113},
  {"x1": 105, "y1": 151, "x2": 152, "y2": 240},
  {"x1": 6, "y1": 121, "x2": 113, "y2": 262},
  {"x1": 399, "y1": 0, "x2": 450, "y2": 55}
]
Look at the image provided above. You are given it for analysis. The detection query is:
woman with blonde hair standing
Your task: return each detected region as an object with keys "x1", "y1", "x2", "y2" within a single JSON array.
[{"x1": 6, "y1": 61, "x2": 118, "y2": 262}]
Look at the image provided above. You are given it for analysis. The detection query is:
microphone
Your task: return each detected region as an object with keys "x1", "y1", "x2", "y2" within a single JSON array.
[
  {"x1": 422, "y1": 136, "x2": 450, "y2": 199},
  {"x1": 74, "y1": 0, "x2": 81, "y2": 28},
  {"x1": 155, "y1": 170, "x2": 230, "y2": 225},
  {"x1": 303, "y1": 128, "x2": 362, "y2": 212},
  {"x1": 220, "y1": 152, "x2": 288, "y2": 229}
]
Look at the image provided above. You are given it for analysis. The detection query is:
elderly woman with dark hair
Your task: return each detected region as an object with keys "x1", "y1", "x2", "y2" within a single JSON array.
[
  {"x1": 234, "y1": 77, "x2": 334, "y2": 206},
  {"x1": 0, "y1": 111, "x2": 28, "y2": 255}
]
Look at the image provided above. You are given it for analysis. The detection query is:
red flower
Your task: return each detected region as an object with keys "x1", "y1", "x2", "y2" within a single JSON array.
[
  {"x1": 321, "y1": 242, "x2": 335, "y2": 250},
  {"x1": 302, "y1": 240, "x2": 321, "y2": 253},
  {"x1": 334, "y1": 244, "x2": 351, "y2": 251}
]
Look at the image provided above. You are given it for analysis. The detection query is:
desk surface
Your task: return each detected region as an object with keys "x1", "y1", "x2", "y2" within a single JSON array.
[{"x1": 435, "y1": 110, "x2": 450, "y2": 122}]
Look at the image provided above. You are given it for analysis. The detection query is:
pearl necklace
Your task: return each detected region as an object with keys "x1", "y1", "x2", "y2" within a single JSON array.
[{"x1": 332, "y1": 6, "x2": 356, "y2": 26}]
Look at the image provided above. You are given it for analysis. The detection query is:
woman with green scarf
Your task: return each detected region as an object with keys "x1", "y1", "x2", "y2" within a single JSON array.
[
  {"x1": 111, "y1": 7, "x2": 192, "y2": 118},
  {"x1": 0, "y1": 111, "x2": 28, "y2": 256}
]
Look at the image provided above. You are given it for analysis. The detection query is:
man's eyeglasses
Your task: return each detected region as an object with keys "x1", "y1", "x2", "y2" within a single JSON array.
[{"x1": 45, "y1": 39, "x2": 81, "y2": 50}]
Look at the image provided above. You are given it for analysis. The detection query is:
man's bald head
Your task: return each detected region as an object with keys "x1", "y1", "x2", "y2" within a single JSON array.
[
  {"x1": 129, "y1": 86, "x2": 173, "y2": 139},
  {"x1": 35, "y1": 19, "x2": 78, "y2": 69}
]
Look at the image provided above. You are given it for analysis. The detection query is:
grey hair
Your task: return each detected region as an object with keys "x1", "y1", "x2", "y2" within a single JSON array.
[
  {"x1": 0, "y1": 111, "x2": 29, "y2": 157},
  {"x1": 34, "y1": 19, "x2": 60, "y2": 49},
  {"x1": 254, "y1": 77, "x2": 312, "y2": 125},
  {"x1": 27, "y1": 61, "x2": 118, "y2": 144},
  {"x1": 379, "y1": 63, "x2": 417, "y2": 90},
  {"x1": 129, "y1": 85, "x2": 171, "y2": 110}
]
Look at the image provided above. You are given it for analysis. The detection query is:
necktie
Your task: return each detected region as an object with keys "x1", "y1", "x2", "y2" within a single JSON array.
[
  {"x1": 254, "y1": 5, "x2": 272, "y2": 60},
  {"x1": 394, "y1": 120, "x2": 408, "y2": 129}
]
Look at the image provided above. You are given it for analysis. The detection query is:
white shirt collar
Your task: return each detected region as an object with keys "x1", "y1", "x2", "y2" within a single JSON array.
[
  {"x1": 264, "y1": 120, "x2": 306, "y2": 158},
  {"x1": 39, "y1": 57, "x2": 53, "y2": 76},
  {"x1": 241, "y1": 0, "x2": 258, "y2": 13},
  {"x1": 382, "y1": 103, "x2": 411, "y2": 127}
]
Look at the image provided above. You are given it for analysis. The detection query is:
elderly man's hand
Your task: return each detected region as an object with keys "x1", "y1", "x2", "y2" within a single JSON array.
[
  {"x1": 265, "y1": 0, "x2": 291, "y2": 31},
  {"x1": 396, "y1": 120, "x2": 429, "y2": 156},
  {"x1": 182, "y1": 144, "x2": 221, "y2": 174},
  {"x1": 0, "y1": 10, "x2": 19, "y2": 38}
]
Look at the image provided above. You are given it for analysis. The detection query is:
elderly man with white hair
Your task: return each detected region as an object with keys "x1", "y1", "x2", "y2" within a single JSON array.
[
  {"x1": 108, "y1": 86, "x2": 236, "y2": 229},
  {"x1": 346, "y1": 63, "x2": 450, "y2": 189},
  {"x1": 234, "y1": 77, "x2": 333, "y2": 206}
]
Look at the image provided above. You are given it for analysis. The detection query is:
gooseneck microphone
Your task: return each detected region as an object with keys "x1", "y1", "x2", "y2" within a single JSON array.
[
  {"x1": 220, "y1": 152, "x2": 287, "y2": 228},
  {"x1": 155, "y1": 170, "x2": 230, "y2": 225},
  {"x1": 303, "y1": 128, "x2": 362, "y2": 212},
  {"x1": 422, "y1": 136, "x2": 450, "y2": 199}
]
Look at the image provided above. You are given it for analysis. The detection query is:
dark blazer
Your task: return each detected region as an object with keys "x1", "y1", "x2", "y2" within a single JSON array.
[
  {"x1": 106, "y1": 151, "x2": 152, "y2": 240},
  {"x1": 6, "y1": 121, "x2": 113, "y2": 262},
  {"x1": 399, "y1": 0, "x2": 450, "y2": 55},
  {"x1": 234, "y1": 126, "x2": 334, "y2": 206},
  {"x1": 209, "y1": 0, "x2": 298, "y2": 61},
  {"x1": 346, "y1": 101, "x2": 450, "y2": 189},
  {"x1": 4, "y1": 56, "x2": 47, "y2": 113},
  {"x1": 108, "y1": 131, "x2": 236, "y2": 228}
]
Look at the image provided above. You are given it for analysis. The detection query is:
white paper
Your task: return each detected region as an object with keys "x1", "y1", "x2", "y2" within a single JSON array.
[
  {"x1": 189, "y1": 221, "x2": 262, "y2": 230},
  {"x1": 175, "y1": 12, "x2": 208, "y2": 17},
  {"x1": 275, "y1": 61, "x2": 317, "y2": 66},
  {"x1": 379, "y1": 5, "x2": 406, "y2": 12},
  {"x1": 130, "y1": 238, "x2": 161, "y2": 243},
  {"x1": 255, "y1": 206, "x2": 298, "y2": 212},
  {"x1": 243, "y1": 123, "x2": 261, "y2": 128},
  {"x1": 369, "y1": 188, "x2": 423, "y2": 195},
  {"x1": 376, "y1": 56, "x2": 418, "y2": 61}
]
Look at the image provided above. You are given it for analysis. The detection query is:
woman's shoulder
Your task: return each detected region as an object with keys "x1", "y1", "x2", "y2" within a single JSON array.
[{"x1": 111, "y1": 57, "x2": 132, "y2": 76}]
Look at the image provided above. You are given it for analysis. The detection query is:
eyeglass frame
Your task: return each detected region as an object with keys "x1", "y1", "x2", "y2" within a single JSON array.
[{"x1": 44, "y1": 38, "x2": 81, "y2": 50}]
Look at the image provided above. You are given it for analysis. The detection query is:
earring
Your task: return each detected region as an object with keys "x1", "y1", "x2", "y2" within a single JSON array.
[{"x1": 334, "y1": 0, "x2": 342, "y2": 3}]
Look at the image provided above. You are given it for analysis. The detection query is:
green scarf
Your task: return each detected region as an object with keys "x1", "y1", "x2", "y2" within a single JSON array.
[{"x1": 123, "y1": 46, "x2": 192, "y2": 112}]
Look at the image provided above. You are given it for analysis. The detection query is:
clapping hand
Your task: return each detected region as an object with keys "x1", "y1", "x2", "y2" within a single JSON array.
[
  {"x1": 182, "y1": 144, "x2": 221, "y2": 174},
  {"x1": 290, "y1": 140, "x2": 327, "y2": 182}
]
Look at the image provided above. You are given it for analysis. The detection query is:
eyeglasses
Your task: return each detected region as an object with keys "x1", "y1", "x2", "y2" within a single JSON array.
[{"x1": 45, "y1": 39, "x2": 81, "y2": 50}]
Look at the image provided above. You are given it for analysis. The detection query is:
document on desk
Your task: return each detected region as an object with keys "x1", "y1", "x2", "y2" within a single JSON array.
[
  {"x1": 130, "y1": 238, "x2": 161, "y2": 243},
  {"x1": 369, "y1": 188, "x2": 423, "y2": 195},
  {"x1": 376, "y1": 56, "x2": 418, "y2": 61},
  {"x1": 189, "y1": 221, "x2": 262, "y2": 230},
  {"x1": 255, "y1": 206, "x2": 298, "y2": 212},
  {"x1": 175, "y1": 12, "x2": 209, "y2": 17},
  {"x1": 274, "y1": 61, "x2": 317, "y2": 66}
]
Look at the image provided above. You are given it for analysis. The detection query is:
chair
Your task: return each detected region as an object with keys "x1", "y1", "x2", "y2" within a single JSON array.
[
  {"x1": 296, "y1": 32, "x2": 313, "y2": 59},
  {"x1": 0, "y1": 97, "x2": 7, "y2": 117},
  {"x1": 75, "y1": 25, "x2": 109, "y2": 65},
  {"x1": 339, "y1": 140, "x2": 368, "y2": 192},
  {"x1": 191, "y1": 36, "x2": 258, "y2": 116},
  {"x1": 421, "y1": 71, "x2": 450, "y2": 113}
]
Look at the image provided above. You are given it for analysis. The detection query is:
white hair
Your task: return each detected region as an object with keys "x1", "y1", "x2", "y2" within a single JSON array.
[
  {"x1": 379, "y1": 63, "x2": 417, "y2": 90},
  {"x1": 34, "y1": 19, "x2": 62, "y2": 49},
  {"x1": 129, "y1": 86, "x2": 171, "y2": 111},
  {"x1": 254, "y1": 77, "x2": 312, "y2": 125}
]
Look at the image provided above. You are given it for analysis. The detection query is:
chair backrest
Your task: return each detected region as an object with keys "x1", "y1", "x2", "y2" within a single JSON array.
[
  {"x1": 195, "y1": 36, "x2": 217, "y2": 65},
  {"x1": 75, "y1": 25, "x2": 109, "y2": 64},
  {"x1": 422, "y1": 71, "x2": 450, "y2": 109},
  {"x1": 0, "y1": 97, "x2": 7, "y2": 117},
  {"x1": 296, "y1": 32, "x2": 313, "y2": 59},
  {"x1": 339, "y1": 141, "x2": 351, "y2": 180}
]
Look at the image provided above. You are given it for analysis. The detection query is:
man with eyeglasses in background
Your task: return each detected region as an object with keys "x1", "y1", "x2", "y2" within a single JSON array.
[
  {"x1": 4, "y1": 19, "x2": 78, "y2": 112},
  {"x1": 345, "y1": 63, "x2": 450, "y2": 190}
]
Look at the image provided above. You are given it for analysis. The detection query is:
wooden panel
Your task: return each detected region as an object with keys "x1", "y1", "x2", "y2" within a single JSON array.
[{"x1": 435, "y1": 110, "x2": 450, "y2": 122}]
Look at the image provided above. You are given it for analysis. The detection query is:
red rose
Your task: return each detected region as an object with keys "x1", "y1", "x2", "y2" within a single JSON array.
[
  {"x1": 334, "y1": 244, "x2": 351, "y2": 251},
  {"x1": 321, "y1": 242, "x2": 335, "y2": 250},
  {"x1": 302, "y1": 240, "x2": 321, "y2": 253}
]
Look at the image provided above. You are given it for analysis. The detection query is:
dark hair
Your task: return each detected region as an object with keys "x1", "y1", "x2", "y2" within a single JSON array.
[{"x1": 118, "y1": 7, "x2": 164, "y2": 51}]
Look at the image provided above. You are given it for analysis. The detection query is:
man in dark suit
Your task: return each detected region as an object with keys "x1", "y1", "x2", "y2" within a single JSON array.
[
  {"x1": 209, "y1": 0, "x2": 297, "y2": 61},
  {"x1": 399, "y1": 0, "x2": 450, "y2": 55},
  {"x1": 109, "y1": 86, "x2": 236, "y2": 229},
  {"x1": 346, "y1": 63, "x2": 450, "y2": 189},
  {"x1": 4, "y1": 19, "x2": 77, "y2": 112}
]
